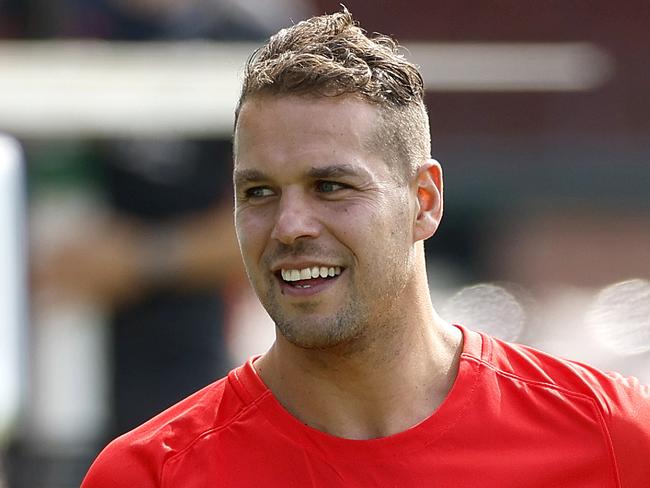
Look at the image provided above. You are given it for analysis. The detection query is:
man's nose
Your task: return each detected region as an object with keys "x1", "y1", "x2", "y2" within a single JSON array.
[{"x1": 270, "y1": 190, "x2": 320, "y2": 245}]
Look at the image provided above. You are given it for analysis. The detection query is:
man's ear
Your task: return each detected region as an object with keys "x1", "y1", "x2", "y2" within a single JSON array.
[{"x1": 413, "y1": 159, "x2": 443, "y2": 242}]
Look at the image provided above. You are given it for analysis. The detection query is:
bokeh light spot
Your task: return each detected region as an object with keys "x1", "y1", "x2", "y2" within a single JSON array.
[
  {"x1": 585, "y1": 279, "x2": 650, "y2": 355},
  {"x1": 442, "y1": 283, "x2": 526, "y2": 341}
]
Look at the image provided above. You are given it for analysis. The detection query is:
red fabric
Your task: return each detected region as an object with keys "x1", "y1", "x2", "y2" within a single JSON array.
[{"x1": 82, "y1": 325, "x2": 650, "y2": 487}]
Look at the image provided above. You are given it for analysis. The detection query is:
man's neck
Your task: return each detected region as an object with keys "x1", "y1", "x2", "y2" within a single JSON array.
[{"x1": 254, "y1": 310, "x2": 463, "y2": 440}]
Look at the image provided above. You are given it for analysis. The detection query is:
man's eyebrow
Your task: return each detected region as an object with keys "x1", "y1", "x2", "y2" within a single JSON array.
[
  {"x1": 233, "y1": 169, "x2": 268, "y2": 187},
  {"x1": 307, "y1": 164, "x2": 369, "y2": 179},
  {"x1": 233, "y1": 164, "x2": 370, "y2": 187}
]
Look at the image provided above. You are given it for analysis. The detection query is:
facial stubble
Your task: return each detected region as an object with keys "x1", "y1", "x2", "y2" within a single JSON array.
[{"x1": 260, "y1": 243, "x2": 413, "y2": 353}]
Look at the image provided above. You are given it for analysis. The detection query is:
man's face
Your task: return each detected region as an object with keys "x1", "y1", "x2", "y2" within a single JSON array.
[{"x1": 233, "y1": 95, "x2": 418, "y2": 350}]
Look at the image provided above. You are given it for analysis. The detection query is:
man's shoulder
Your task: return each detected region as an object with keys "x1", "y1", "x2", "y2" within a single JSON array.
[
  {"x1": 117, "y1": 373, "x2": 237, "y2": 450},
  {"x1": 474, "y1": 330, "x2": 650, "y2": 485},
  {"x1": 471, "y1": 328, "x2": 650, "y2": 451},
  {"x1": 478, "y1": 331, "x2": 649, "y2": 409},
  {"x1": 82, "y1": 364, "x2": 252, "y2": 487}
]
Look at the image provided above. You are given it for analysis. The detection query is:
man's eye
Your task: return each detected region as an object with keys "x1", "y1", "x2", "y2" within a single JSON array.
[
  {"x1": 316, "y1": 181, "x2": 346, "y2": 193},
  {"x1": 245, "y1": 187, "x2": 274, "y2": 199}
]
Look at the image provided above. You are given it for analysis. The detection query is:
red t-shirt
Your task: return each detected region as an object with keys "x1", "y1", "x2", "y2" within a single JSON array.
[{"x1": 82, "y1": 325, "x2": 650, "y2": 487}]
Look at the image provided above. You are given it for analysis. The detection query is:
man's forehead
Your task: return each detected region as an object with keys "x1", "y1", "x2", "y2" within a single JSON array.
[{"x1": 234, "y1": 95, "x2": 383, "y2": 163}]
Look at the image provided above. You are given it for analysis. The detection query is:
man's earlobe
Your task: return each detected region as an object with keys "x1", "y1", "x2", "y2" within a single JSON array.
[{"x1": 413, "y1": 159, "x2": 443, "y2": 242}]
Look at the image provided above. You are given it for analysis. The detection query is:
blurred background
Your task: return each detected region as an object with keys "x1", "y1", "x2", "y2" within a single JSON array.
[{"x1": 0, "y1": 0, "x2": 648, "y2": 486}]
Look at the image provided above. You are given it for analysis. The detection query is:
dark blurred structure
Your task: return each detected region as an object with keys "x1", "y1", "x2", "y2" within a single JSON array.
[{"x1": 98, "y1": 138, "x2": 234, "y2": 434}]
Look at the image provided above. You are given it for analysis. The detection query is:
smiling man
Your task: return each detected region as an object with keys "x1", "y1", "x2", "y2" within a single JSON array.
[{"x1": 83, "y1": 10, "x2": 650, "y2": 487}]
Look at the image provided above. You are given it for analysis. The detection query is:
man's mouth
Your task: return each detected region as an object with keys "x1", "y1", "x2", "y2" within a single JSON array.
[{"x1": 277, "y1": 266, "x2": 342, "y2": 289}]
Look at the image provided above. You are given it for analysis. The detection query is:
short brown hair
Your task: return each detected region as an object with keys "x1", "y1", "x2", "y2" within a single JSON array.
[{"x1": 235, "y1": 9, "x2": 431, "y2": 179}]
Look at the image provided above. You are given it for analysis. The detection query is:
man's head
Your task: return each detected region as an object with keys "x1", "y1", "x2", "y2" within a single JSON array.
[
  {"x1": 233, "y1": 11, "x2": 442, "y2": 352},
  {"x1": 235, "y1": 9, "x2": 431, "y2": 182}
]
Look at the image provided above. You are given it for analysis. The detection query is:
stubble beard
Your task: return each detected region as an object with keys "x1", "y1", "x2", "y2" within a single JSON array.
[
  {"x1": 262, "y1": 281, "x2": 370, "y2": 350},
  {"x1": 258, "y1": 256, "x2": 412, "y2": 353}
]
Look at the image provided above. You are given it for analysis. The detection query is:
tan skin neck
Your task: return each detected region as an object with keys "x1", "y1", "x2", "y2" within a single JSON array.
[{"x1": 254, "y1": 248, "x2": 463, "y2": 440}]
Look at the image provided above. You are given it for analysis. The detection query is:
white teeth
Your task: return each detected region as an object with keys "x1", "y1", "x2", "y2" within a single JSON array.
[{"x1": 280, "y1": 266, "x2": 343, "y2": 281}]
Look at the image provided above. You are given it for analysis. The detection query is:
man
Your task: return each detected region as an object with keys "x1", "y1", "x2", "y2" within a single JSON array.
[{"x1": 82, "y1": 10, "x2": 650, "y2": 487}]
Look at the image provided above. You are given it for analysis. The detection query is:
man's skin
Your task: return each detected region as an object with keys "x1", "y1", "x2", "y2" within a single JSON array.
[{"x1": 233, "y1": 94, "x2": 463, "y2": 440}]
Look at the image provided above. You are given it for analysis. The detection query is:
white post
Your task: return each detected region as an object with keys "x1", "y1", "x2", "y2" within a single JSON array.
[{"x1": 0, "y1": 135, "x2": 27, "y2": 446}]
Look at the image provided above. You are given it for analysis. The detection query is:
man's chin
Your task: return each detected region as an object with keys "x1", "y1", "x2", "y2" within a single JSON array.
[{"x1": 273, "y1": 314, "x2": 365, "y2": 351}]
